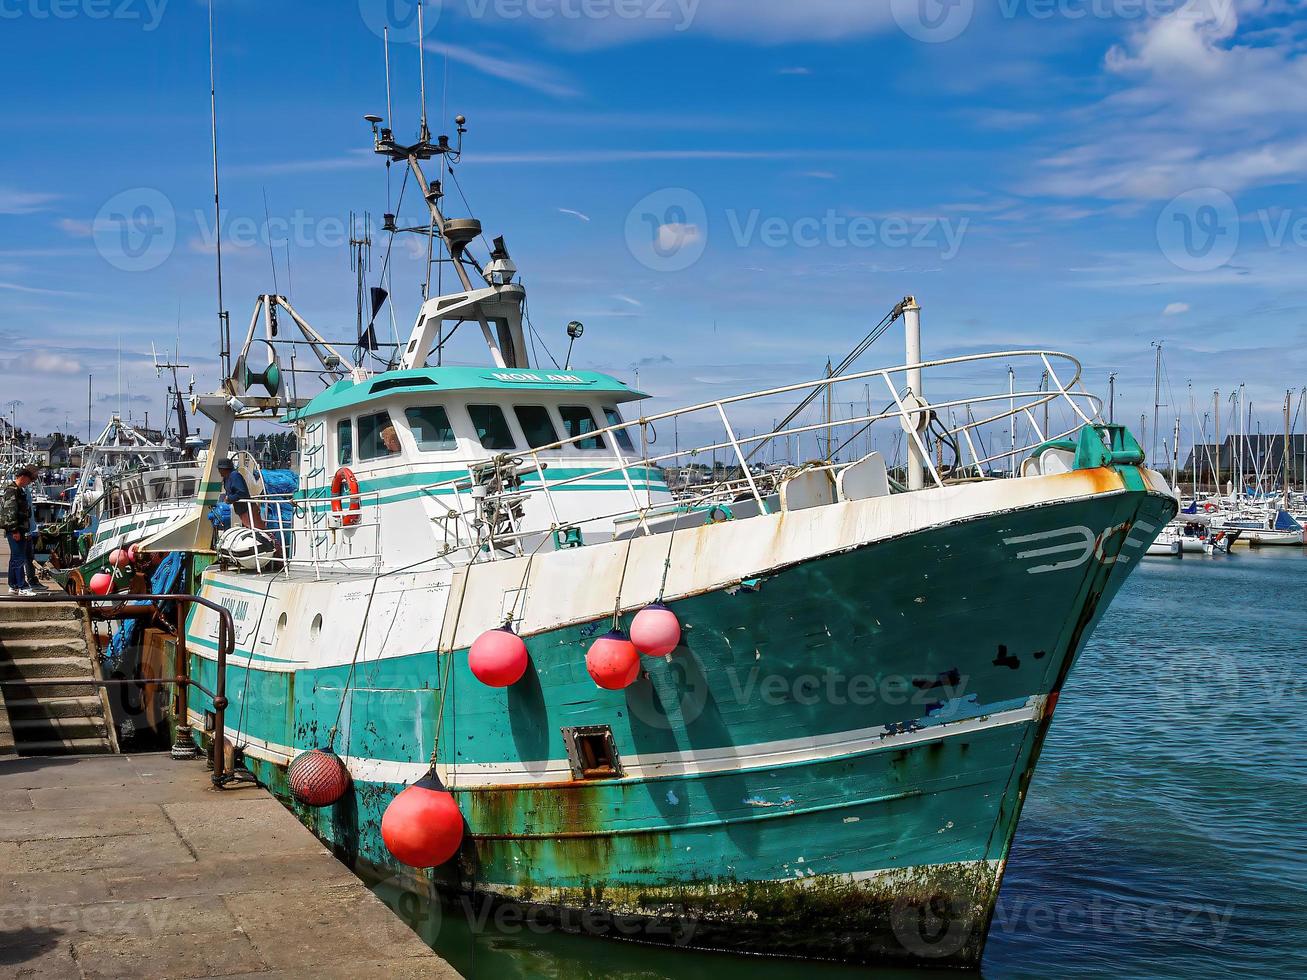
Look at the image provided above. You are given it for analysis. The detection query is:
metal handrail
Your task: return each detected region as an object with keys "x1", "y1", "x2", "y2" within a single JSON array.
[
  {"x1": 5, "y1": 593, "x2": 237, "y2": 787},
  {"x1": 399, "y1": 349, "x2": 1102, "y2": 550}
]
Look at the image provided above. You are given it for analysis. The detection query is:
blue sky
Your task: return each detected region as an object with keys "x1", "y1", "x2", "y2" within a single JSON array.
[{"x1": 2, "y1": 0, "x2": 1305, "y2": 460}]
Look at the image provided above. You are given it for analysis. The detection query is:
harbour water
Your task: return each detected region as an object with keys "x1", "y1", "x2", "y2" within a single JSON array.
[{"x1": 372, "y1": 548, "x2": 1307, "y2": 979}]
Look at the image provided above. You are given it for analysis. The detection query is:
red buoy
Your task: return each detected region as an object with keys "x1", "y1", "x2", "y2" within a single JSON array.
[
  {"x1": 630, "y1": 603, "x2": 681, "y2": 657},
  {"x1": 381, "y1": 770, "x2": 464, "y2": 868},
  {"x1": 288, "y1": 748, "x2": 351, "y2": 807},
  {"x1": 586, "y1": 630, "x2": 641, "y2": 690},
  {"x1": 468, "y1": 626, "x2": 529, "y2": 688},
  {"x1": 88, "y1": 571, "x2": 113, "y2": 596}
]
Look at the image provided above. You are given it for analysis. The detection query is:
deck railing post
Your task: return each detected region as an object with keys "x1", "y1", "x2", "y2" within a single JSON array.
[{"x1": 716, "y1": 403, "x2": 768, "y2": 513}]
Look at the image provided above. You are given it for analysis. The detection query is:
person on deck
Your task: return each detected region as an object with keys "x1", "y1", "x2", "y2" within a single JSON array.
[
  {"x1": 1, "y1": 465, "x2": 38, "y2": 597},
  {"x1": 217, "y1": 458, "x2": 263, "y2": 530}
]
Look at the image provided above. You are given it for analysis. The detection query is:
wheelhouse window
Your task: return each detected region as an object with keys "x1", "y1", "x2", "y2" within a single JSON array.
[
  {"x1": 603, "y1": 407, "x2": 636, "y2": 453},
  {"x1": 559, "y1": 406, "x2": 606, "y2": 450},
  {"x1": 358, "y1": 411, "x2": 401, "y2": 461},
  {"x1": 513, "y1": 405, "x2": 559, "y2": 449},
  {"x1": 468, "y1": 405, "x2": 517, "y2": 451},
  {"x1": 405, "y1": 406, "x2": 457, "y2": 452},
  {"x1": 336, "y1": 419, "x2": 353, "y2": 465}
]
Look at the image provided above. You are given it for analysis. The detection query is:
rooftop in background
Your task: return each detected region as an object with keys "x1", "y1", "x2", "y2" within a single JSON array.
[{"x1": 287, "y1": 366, "x2": 647, "y2": 421}]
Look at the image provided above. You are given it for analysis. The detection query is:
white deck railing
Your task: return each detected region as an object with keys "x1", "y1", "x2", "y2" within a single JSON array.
[{"x1": 229, "y1": 349, "x2": 1109, "y2": 571}]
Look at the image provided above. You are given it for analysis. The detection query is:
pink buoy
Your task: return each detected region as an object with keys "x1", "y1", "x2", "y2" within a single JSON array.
[
  {"x1": 381, "y1": 770, "x2": 465, "y2": 868},
  {"x1": 586, "y1": 630, "x2": 641, "y2": 690},
  {"x1": 126, "y1": 544, "x2": 140, "y2": 564},
  {"x1": 630, "y1": 602, "x2": 681, "y2": 657},
  {"x1": 468, "y1": 625, "x2": 529, "y2": 688},
  {"x1": 88, "y1": 571, "x2": 114, "y2": 596},
  {"x1": 109, "y1": 549, "x2": 130, "y2": 569}
]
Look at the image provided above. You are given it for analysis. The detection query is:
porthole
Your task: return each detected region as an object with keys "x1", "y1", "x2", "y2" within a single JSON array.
[{"x1": 310, "y1": 614, "x2": 323, "y2": 638}]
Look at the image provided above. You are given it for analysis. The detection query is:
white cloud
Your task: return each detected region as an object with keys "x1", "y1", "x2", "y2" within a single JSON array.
[
  {"x1": 423, "y1": 41, "x2": 580, "y2": 98},
  {"x1": 1164, "y1": 302, "x2": 1191, "y2": 316},
  {"x1": 656, "y1": 222, "x2": 701, "y2": 252},
  {"x1": 0, "y1": 188, "x2": 58, "y2": 215},
  {"x1": 447, "y1": 1, "x2": 897, "y2": 48},
  {"x1": 1033, "y1": 1, "x2": 1307, "y2": 201},
  {"x1": 30, "y1": 352, "x2": 84, "y2": 374},
  {"x1": 558, "y1": 208, "x2": 591, "y2": 222},
  {"x1": 56, "y1": 217, "x2": 93, "y2": 237}
]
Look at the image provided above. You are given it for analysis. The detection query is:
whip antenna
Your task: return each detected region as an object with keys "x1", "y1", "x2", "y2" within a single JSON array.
[
  {"x1": 384, "y1": 25, "x2": 394, "y2": 135},
  {"x1": 208, "y1": 0, "x2": 230, "y2": 380},
  {"x1": 417, "y1": 1, "x2": 430, "y2": 142}
]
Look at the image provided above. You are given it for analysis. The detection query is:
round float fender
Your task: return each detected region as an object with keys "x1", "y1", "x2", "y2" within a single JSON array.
[{"x1": 330, "y1": 467, "x2": 362, "y2": 527}]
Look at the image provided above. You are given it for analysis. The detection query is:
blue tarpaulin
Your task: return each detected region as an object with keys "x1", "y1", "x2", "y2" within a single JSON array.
[
  {"x1": 207, "y1": 469, "x2": 298, "y2": 531},
  {"x1": 104, "y1": 552, "x2": 186, "y2": 669}
]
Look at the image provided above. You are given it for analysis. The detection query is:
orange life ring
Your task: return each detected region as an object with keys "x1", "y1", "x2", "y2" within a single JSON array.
[{"x1": 331, "y1": 467, "x2": 361, "y2": 527}]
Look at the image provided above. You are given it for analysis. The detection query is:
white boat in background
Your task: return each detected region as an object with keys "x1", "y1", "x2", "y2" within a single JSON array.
[
  {"x1": 1211, "y1": 508, "x2": 1304, "y2": 547},
  {"x1": 1146, "y1": 527, "x2": 1183, "y2": 557}
]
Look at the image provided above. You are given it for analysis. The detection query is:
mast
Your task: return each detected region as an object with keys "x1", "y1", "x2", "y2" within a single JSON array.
[
  {"x1": 1237, "y1": 385, "x2": 1245, "y2": 501},
  {"x1": 1171, "y1": 416, "x2": 1180, "y2": 490},
  {"x1": 1151, "y1": 341, "x2": 1162, "y2": 468},
  {"x1": 367, "y1": 110, "x2": 528, "y2": 369},
  {"x1": 1213, "y1": 389, "x2": 1220, "y2": 497},
  {"x1": 1284, "y1": 390, "x2": 1292, "y2": 510},
  {"x1": 903, "y1": 298, "x2": 925, "y2": 490}
]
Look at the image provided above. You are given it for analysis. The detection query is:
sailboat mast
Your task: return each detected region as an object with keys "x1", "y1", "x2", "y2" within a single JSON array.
[
  {"x1": 1151, "y1": 342, "x2": 1162, "y2": 468},
  {"x1": 1213, "y1": 389, "x2": 1220, "y2": 496},
  {"x1": 1284, "y1": 390, "x2": 1292, "y2": 510}
]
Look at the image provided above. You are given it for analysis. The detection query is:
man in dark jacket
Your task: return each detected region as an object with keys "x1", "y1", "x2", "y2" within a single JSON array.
[{"x1": 1, "y1": 465, "x2": 38, "y2": 596}]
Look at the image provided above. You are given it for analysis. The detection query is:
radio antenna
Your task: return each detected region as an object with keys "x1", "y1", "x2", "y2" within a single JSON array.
[
  {"x1": 384, "y1": 26, "x2": 394, "y2": 131},
  {"x1": 207, "y1": 0, "x2": 230, "y2": 380},
  {"x1": 262, "y1": 188, "x2": 280, "y2": 295},
  {"x1": 417, "y1": 1, "x2": 430, "y2": 143}
]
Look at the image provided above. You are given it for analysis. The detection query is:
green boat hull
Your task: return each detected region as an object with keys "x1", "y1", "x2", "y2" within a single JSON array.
[{"x1": 190, "y1": 473, "x2": 1175, "y2": 966}]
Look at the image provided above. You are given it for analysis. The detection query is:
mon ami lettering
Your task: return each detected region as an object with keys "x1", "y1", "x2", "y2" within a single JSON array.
[{"x1": 491, "y1": 373, "x2": 586, "y2": 384}]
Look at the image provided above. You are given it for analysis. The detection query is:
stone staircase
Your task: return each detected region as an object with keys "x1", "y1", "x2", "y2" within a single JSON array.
[{"x1": 0, "y1": 601, "x2": 116, "y2": 756}]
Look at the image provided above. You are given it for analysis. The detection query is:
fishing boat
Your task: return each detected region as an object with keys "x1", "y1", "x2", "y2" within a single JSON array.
[
  {"x1": 42, "y1": 416, "x2": 205, "y2": 591},
  {"x1": 144, "y1": 113, "x2": 1176, "y2": 967}
]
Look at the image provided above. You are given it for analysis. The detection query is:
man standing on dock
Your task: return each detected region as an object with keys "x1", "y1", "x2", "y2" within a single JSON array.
[{"x1": 1, "y1": 464, "x2": 38, "y2": 597}]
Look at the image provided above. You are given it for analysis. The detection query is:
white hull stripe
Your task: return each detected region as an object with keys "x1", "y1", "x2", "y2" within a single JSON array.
[{"x1": 194, "y1": 697, "x2": 1042, "y2": 788}]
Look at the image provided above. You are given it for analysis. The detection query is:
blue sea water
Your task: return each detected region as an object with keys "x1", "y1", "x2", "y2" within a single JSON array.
[{"x1": 380, "y1": 549, "x2": 1307, "y2": 978}]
